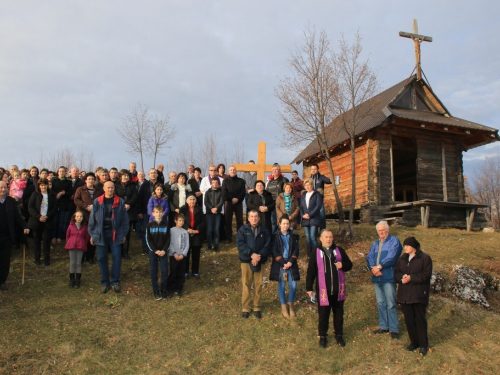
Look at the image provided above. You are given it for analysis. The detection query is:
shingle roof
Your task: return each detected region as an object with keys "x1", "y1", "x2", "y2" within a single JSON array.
[{"x1": 291, "y1": 76, "x2": 499, "y2": 164}]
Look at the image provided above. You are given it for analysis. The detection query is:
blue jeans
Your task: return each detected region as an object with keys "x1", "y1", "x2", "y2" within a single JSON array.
[
  {"x1": 148, "y1": 250, "x2": 168, "y2": 292},
  {"x1": 374, "y1": 282, "x2": 399, "y2": 333},
  {"x1": 271, "y1": 209, "x2": 277, "y2": 234},
  {"x1": 97, "y1": 238, "x2": 122, "y2": 286},
  {"x1": 206, "y1": 213, "x2": 221, "y2": 248},
  {"x1": 53, "y1": 209, "x2": 70, "y2": 240},
  {"x1": 278, "y1": 269, "x2": 297, "y2": 304},
  {"x1": 303, "y1": 225, "x2": 318, "y2": 258}
]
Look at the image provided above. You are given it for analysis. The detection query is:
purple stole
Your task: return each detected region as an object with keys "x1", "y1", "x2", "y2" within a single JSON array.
[{"x1": 316, "y1": 247, "x2": 346, "y2": 306}]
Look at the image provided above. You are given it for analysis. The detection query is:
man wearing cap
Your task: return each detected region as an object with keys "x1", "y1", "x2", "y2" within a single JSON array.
[{"x1": 366, "y1": 220, "x2": 402, "y2": 339}]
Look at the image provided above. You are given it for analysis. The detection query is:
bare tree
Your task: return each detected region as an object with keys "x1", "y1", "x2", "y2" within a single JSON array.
[
  {"x1": 331, "y1": 32, "x2": 379, "y2": 238},
  {"x1": 117, "y1": 103, "x2": 151, "y2": 172},
  {"x1": 146, "y1": 113, "x2": 176, "y2": 167},
  {"x1": 470, "y1": 156, "x2": 500, "y2": 228},
  {"x1": 275, "y1": 28, "x2": 347, "y2": 237}
]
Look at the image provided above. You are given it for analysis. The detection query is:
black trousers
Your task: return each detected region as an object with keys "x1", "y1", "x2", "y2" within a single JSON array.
[
  {"x1": 0, "y1": 236, "x2": 13, "y2": 284},
  {"x1": 401, "y1": 303, "x2": 429, "y2": 348},
  {"x1": 121, "y1": 220, "x2": 135, "y2": 256},
  {"x1": 318, "y1": 293, "x2": 344, "y2": 337},
  {"x1": 224, "y1": 201, "x2": 243, "y2": 240},
  {"x1": 86, "y1": 241, "x2": 96, "y2": 262},
  {"x1": 33, "y1": 223, "x2": 51, "y2": 265},
  {"x1": 168, "y1": 256, "x2": 187, "y2": 292},
  {"x1": 185, "y1": 246, "x2": 201, "y2": 275}
]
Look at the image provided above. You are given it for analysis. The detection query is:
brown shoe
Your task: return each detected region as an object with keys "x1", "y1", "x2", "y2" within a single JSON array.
[
  {"x1": 281, "y1": 304, "x2": 290, "y2": 319},
  {"x1": 287, "y1": 302, "x2": 295, "y2": 318}
]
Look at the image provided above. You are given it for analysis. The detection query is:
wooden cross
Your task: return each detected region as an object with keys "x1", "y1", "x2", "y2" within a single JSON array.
[
  {"x1": 399, "y1": 19, "x2": 433, "y2": 81},
  {"x1": 232, "y1": 142, "x2": 292, "y2": 181}
]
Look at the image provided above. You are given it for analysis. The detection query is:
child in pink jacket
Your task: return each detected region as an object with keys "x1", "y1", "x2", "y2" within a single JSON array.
[{"x1": 65, "y1": 212, "x2": 90, "y2": 289}]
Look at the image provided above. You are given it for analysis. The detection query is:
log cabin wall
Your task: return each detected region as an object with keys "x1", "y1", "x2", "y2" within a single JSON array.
[
  {"x1": 303, "y1": 124, "x2": 466, "y2": 214},
  {"x1": 304, "y1": 140, "x2": 371, "y2": 214}
]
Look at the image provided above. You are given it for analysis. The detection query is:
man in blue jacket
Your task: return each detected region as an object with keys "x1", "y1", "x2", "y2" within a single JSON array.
[
  {"x1": 89, "y1": 181, "x2": 129, "y2": 294},
  {"x1": 237, "y1": 209, "x2": 271, "y2": 319},
  {"x1": 366, "y1": 221, "x2": 402, "y2": 338}
]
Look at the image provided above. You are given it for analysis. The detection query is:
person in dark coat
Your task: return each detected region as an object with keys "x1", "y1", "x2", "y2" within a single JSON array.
[
  {"x1": 119, "y1": 169, "x2": 138, "y2": 260},
  {"x1": 270, "y1": 214, "x2": 300, "y2": 319},
  {"x1": 246, "y1": 180, "x2": 274, "y2": 235},
  {"x1": 51, "y1": 166, "x2": 73, "y2": 243},
  {"x1": 221, "y1": 166, "x2": 246, "y2": 243},
  {"x1": 0, "y1": 181, "x2": 29, "y2": 290},
  {"x1": 300, "y1": 178, "x2": 323, "y2": 258},
  {"x1": 180, "y1": 195, "x2": 206, "y2": 279},
  {"x1": 73, "y1": 172, "x2": 103, "y2": 263},
  {"x1": 28, "y1": 178, "x2": 58, "y2": 266},
  {"x1": 394, "y1": 237, "x2": 433, "y2": 356},
  {"x1": 306, "y1": 229, "x2": 352, "y2": 348}
]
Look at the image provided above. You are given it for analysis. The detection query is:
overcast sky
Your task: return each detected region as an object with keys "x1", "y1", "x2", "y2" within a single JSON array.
[{"x1": 1, "y1": 0, "x2": 499, "y2": 179}]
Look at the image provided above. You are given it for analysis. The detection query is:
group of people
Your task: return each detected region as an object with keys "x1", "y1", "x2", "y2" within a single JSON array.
[{"x1": 0, "y1": 163, "x2": 432, "y2": 354}]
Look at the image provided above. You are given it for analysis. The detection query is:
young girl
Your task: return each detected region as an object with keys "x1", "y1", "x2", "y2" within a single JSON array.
[
  {"x1": 269, "y1": 214, "x2": 300, "y2": 319},
  {"x1": 167, "y1": 213, "x2": 190, "y2": 297},
  {"x1": 147, "y1": 183, "x2": 170, "y2": 223},
  {"x1": 9, "y1": 170, "x2": 27, "y2": 203},
  {"x1": 65, "y1": 212, "x2": 90, "y2": 288}
]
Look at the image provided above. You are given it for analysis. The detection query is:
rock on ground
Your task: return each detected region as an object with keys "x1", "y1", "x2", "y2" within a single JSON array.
[{"x1": 451, "y1": 265, "x2": 490, "y2": 308}]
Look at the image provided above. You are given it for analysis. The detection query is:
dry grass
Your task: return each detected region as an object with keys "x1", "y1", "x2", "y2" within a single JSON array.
[{"x1": 1, "y1": 223, "x2": 499, "y2": 374}]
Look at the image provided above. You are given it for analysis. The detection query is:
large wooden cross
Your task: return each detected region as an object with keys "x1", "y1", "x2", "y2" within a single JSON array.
[
  {"x1": 233, "y1": 142, "x2": 292, "y2": 181},
  {"x1": 399, "y1": 19, "x2": 433, "y2": 81}
]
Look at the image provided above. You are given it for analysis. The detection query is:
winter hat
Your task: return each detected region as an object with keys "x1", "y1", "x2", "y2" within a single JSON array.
[{"x1": 403, "y1": 236, "x2": 420, "y2": 251}]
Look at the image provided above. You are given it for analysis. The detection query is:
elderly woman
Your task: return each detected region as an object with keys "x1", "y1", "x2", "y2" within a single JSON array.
[
  {"x1": 180, "y1": 195, "x2": 206, "y2": 279},
  {"x1": 394, "y1": 237, "x2": 433, "y2": 356},
  {"x1": 275, "y1": 182, "x2": 300, "y2": 229},
  {"x1": 247, "y1": 180, "x2": 275, "y2": 234},
  {"x1": 28, "y1": 178, "x2": 57, "y2": 266},
  {"x1": 300, "y1": 178, "x2": 323, "y2": 258}
]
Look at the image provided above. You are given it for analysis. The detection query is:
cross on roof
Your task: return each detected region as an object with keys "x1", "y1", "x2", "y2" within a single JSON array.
[
  {"x1": 399, "y1": 19, "x2": 433, "y2": 81},
  {"x1": 233, "y1": 142, "x2": 292, "y2": 181}
]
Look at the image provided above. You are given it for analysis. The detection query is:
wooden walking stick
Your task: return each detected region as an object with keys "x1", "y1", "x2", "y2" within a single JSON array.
[{"x1": 22, "y1": 243, "x2": 26, "y2": 285}]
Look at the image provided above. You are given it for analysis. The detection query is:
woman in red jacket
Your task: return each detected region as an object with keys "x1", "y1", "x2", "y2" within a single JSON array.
[{"x1": 65, "y1": 211, "x2": 90, "y2": 289}]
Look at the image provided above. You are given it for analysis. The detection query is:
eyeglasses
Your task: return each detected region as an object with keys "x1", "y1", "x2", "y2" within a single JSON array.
[{"x1": 209, "y1": 169, "x2": 216, "y2": 171}]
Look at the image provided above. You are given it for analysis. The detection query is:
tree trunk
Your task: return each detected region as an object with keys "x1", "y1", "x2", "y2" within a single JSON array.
[
  {"x1": 320, "y1": 145, "x2": 346, "y2": 239},
  {"x1": 348, "y1": 135, "x2": 356, "y2": 240}
]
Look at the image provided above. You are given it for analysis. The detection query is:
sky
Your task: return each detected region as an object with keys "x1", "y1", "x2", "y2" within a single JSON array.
[{"x1": 1, "y1": 0, "x2": 499, "y2": 180}]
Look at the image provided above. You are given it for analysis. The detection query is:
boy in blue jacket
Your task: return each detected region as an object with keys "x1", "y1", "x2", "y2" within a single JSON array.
[{"x1": 146, "y1": 205, "x2": 170, "y2": 300}]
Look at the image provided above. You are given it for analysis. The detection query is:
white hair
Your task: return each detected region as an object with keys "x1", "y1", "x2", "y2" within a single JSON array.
[{"x1": 375, "y1": 221, "x2": 389, "y2": 231}]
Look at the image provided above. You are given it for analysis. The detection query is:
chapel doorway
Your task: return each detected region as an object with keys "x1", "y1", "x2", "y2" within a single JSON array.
[{"x1": 392, "y1": 136, "x2": 418, "y2": 202}]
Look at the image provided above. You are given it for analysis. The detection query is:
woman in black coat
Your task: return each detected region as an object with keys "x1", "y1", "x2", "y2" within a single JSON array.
[
  {"x1": 246, "y1": 180, "x2": 275, "y2": 234},
  {"x1": 394, "y1": 237, "x2": 433, "y2": 356},
  {"x1": 119, "y1": 170, "x2": 138, "y2": 259},
  {"x1": 180, "y1": 195, "x2": 206, "y2": 279},
  {"x1": 28, "y1": 178, "x2": 57, "y2": 265},
  {"x1": 51, "y1": 167, "x2": 73, "y2": 243},
  {"x1": 270, "y1": 215, "x2": 300, "y2": 319}
]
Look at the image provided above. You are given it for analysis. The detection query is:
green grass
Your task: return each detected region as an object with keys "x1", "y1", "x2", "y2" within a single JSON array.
[{"x1": 1, "y1": 224, "x2": 499, "y2": 374}]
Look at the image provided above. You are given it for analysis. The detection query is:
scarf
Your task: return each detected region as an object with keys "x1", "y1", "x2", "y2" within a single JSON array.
[
  {"x1": 316, "y1": 247, "x2": 346, "y2": 306},
  {"x1": 284, "y1": 193, "x2": 291, "y2": 215}
]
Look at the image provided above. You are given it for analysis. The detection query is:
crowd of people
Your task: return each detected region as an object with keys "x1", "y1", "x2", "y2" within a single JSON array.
[{"x1": 0, "y1": 163, "x2": 432, "y2": 354}]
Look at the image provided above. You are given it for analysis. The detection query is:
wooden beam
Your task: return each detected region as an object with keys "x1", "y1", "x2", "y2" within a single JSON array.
[
  {"x1": 389, "y1": 135, "x2": 395, "y2": 202},
  {"x1": 441, "y1": 141, "x2": 448, "y2": 201},
  {"x1": 233, "y1": 142, "x2": 292, "y2": 181},
  {"x1": 399, "y1": 32, "x2": 433, "y2": 42}
]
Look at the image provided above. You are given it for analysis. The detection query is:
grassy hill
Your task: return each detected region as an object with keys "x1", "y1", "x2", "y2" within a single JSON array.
[{"x1": 1, "y1": 224, "x2": 499, "y2": 374}]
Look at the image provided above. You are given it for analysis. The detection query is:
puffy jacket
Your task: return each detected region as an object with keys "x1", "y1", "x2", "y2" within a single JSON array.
[
  {"x1": 366, "y1": 234, "x2": 402, "y2": 283},
  {"x1": 88, "y1": 195, "x2": 129, "y2": 246},
  {"x1": 269, "y1": 230, "x2": 300, "y2": 281},
  {"x1": 299, "y1": 191, "x2": 323, "y2": 227},
  {"x1": 237, "y1": 223, "x2": 271, "y2": 264},
  {"x1": 394, "y1": 250, "x2": 433, "y2": 305},
  {"x1": 65, "y1": 222, "x2": 90, "y2": 251},
  {"x1": 147, "y1": 195, "x2": 170, "y2": 223}
]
